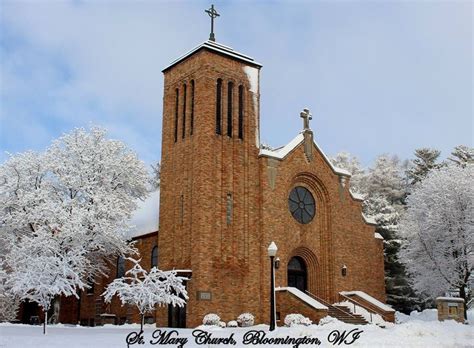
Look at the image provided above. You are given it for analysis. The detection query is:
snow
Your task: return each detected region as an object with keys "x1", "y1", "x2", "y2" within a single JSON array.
[
  {"x1": 349, "y1": 189, "x2": 365, "y2": 201},
  {"x1": 362, "y1": 213, "x2": 377, "y2": 225},
  {"x1": 374, "y1": 232, "x2": 384, "y2": 240},
  {"x1": 1, "y1": 310, "x2": 473, "y2": 348},
  {"x1": 435, "y1": 297, "x2": 465, "y2": 302},
  {"x1": 243, "y1": 66, "x2": 259, "y2": 93},
  {"x1": 340, "y1": 291, "x2": 395, "y2": 312},
  {"x1": 259, "y1": 133, "x2": 351, "y2": 177},
  {"x1": 276, "y1": 287, "x2": 328, "y2": 310},
  {"x1": 335, "y1": 301, "x2": 386, "y2": 325},
  {"x1": 127, "y1": 190, "x2": 160, "y2": 239}
]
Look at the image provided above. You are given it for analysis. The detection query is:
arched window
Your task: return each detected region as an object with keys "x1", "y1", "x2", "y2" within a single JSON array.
[
  {"x1": 116, "y1": 256, "x2": 125, "y2": 278},
  {"x1": 216, "y1": 79, "x2": 222, "y2": 134},
  {"x1": 174, "y1": 88, "x2": 179, "y2": 142},
  {"x1": 182, "y1": 84, "x2": 187, "y2": 139},
  {"x1": 238, "y1": 85, "x2": 244, "y2": 139},
  {"x1": 227, "y1": 82, "x2": 233, "y2": 137},
  {"x1": 151, "y1": 246, "x2": 158, "y2": 269},
  {"x1": 190, "y1": 80, "x2": 195, "y2": 135}
]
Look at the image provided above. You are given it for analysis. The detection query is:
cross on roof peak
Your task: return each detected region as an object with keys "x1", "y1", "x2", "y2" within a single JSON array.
[
  {"x1": 300, "y1": 108, "x2": 312, "y2": 130},
  {"x1": 205, "y1": 4, "x2": 220, "y2": 42}
]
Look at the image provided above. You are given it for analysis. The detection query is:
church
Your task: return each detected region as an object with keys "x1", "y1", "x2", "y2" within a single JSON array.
[
  {"x1": 18, "y1": 8, "x2": 394, "y2": 328},
  {"x1": 153, "y1": 12, "x2": 393, "y2": 327}
]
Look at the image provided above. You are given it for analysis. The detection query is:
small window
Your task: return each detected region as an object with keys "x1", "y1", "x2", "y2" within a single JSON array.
[
  {"x1": 238, "y1": 85, "x2": 244, "y2": 139},
  {"x1": 179, "y1": 194, "x2": 184, "y2": 224},
  {"x1": 182, "y1": 84, "x2": 187, "y2": 139},
  {"x1": 151, "y1": 246, "x2": 158, "y2": 269},
  {"x1": 226, "y1": 193, "x2": 233, "y2": 225},
  {"x1": 216, "y1": 79, "x2": 222, "y2": 134},
  {"x1": 86, "y1": 276, "x2": 95, "y2": 294},
  {"x1": 190, "y1": 80, "x2": 195, "y2": 135},
  {"x1": 174, "y1": 88, "x2": 179, "y2": 142},
  {"x1": 227, "y1": 82, "x2": 233, "y2": 137},
  {"x1": 116, "y1": 256, "x2": 125, "y2": 278}
]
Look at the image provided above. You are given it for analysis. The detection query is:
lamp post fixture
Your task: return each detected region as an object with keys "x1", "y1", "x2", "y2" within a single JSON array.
[{"x1": 267, "y1": 241, "x2": 278, "y2": 331}]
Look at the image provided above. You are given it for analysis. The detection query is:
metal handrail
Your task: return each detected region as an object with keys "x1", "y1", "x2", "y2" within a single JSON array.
[
  {"x1": 305, "y1": 290, "x2": 362, "y2": 320},
  {"x1": 339, "y1": 293, "x2": 383, "y2": 323}
]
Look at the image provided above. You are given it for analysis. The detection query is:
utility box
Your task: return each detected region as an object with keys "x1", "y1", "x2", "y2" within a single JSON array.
[{"x1": 436, "y1": 297, "x2": 465, "y2": 323}]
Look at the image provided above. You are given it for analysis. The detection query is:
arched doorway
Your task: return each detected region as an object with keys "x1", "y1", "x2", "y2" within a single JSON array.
[{"x1": 287, "y1": 256, "x2": 307, "y2": 292}]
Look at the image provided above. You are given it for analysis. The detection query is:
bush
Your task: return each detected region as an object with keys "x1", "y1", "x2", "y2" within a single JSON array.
[
  {"x1": 218, "y1": 321, "x2": 226, "y2": 328},
  {"x1": 237, "y1": 312, "x2": 255, "y2": 327},
  {"x1": 227, "y1": 320, "x2": 238, "y2": 327},
  {"x1": 318, "y1": 315, "x2": 340, "y2": 326},
  {"x1": 202, "y1": 313, "x2": 221, "y2": 326},
  {"x1": 284, "y1": 313, "x2": 312, "y2": 327}
]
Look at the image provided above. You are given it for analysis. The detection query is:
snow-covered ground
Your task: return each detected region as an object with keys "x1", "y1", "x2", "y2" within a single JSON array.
[{"x1": 0, "y1": 310, "x2": 472, "y2": 348}]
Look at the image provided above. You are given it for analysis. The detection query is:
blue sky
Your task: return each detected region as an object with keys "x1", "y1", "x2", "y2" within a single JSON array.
[{"x1": 1, "y1": 0, "x2": 472, "y2": 168}]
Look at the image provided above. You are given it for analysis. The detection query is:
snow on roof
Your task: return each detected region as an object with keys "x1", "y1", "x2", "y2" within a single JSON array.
[
  {"x1": 435, "y1": 297, "x2": 465, "y2": 302},
  {"x1": 340, "y1": 291, "x2": 395, "y2": 312},
  {"x1": 374, "y1": 233, "x2": 384, "y2": 240},
  {"x1": 276, "y1": 287, "x2": 328, "y2": 310},
  {"x1": 126, "y1": 190, "x2": 160, "y2": 239},
  {"x1": 363, "y1": 214, "x2": 377, "y2": 226},
  {"x1": 163, "y1": 40, "x2": 262, "y2": 72},
  {"x1": 349, "y1": 190, "x2": 365, "y2": 201},
  {"x1": 259, "y1": 132, "x2": 351, "y2": 176}
]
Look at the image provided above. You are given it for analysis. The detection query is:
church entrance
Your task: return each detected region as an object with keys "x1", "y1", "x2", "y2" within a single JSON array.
[{"x1": 287, "y1": 256, "x2": 307, "y2": 292}]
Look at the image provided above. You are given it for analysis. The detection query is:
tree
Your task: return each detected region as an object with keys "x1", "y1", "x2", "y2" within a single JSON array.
[
  {"x1": 150, "y1": 162, "x2": 161, "y2": 189},
  {"x1": 0, "y1": 267, "x2": 20, "y2": 323},
  {"x1": 102, "y1": 258, "x2": 188, "y2": 331},
  {"x1": 6, "y1": 233, "x2": 87, "y2": 334},
  {"x1": 330, "y1": 152, "x2": 365, "y2": 194},
  {"x1": 448, "y1": 145, "x2": 474, "y2": 167},
  {"x1": 0, "y1": 127, "x2": 149, "y2": 330},
  {"x1": 406, "y1": 148, "x2": 442, "y2": 185},
  {"x1": 399, "y1": 164, "x2": 473, "y2": 319}
]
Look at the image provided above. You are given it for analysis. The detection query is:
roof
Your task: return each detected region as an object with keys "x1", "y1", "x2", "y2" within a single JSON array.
[
  {"x1": 259, "y1": 132, "x2": 351, "y2": 176},
  {"x1": 162, "y1": 40, "x2": 262, "y2": 72},
  {"x1": 126, "y1": 189, "x2": 160, "y2": 239}
]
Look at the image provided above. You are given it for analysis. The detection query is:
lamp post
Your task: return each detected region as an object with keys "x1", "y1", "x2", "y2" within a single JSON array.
[{"x1": 267, "y1": 241, "x2": 278, "y2": 331}]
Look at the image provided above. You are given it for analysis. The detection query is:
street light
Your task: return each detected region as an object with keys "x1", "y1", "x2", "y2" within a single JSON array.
[{"x1": 267, "y1": 241, "x2": 278, "y2": 331}]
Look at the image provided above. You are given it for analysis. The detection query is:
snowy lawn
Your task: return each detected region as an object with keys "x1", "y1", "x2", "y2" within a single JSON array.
[{"x1": 0, "y1": 310, "x2": 473, "y2": 348}]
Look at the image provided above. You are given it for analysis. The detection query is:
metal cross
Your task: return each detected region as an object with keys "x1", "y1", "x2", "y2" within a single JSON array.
[
  {"x1": 205, "y1": 4, "x2": 220, "y2": 42},
  {"x1": 300, "y1": 108, "x2": 312, "y2": 130}
]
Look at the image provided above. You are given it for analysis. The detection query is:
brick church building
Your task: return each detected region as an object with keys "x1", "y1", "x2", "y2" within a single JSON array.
[{"x1": 19, "y1": 30, "x2": 394, "y2": 328}]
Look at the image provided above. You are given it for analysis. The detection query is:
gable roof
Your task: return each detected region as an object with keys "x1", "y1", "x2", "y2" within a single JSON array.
[
  {"x1": 162, "y1": 40, "x2": 262, "y2": 73},
  {"x1": 259, "y1": 132, "x2": 351, "y2": 176}
]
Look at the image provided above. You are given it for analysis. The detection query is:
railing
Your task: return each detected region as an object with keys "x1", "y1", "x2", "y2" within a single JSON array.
[
  {"x1": 305, "y1": 291, "x2": 362, "y2": 321},
  {"x1": 339, "y1": 293, "x2": 381, "y2": 323}
]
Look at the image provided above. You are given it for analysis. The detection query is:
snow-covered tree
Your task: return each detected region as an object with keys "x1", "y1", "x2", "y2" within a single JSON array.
[
  {"x1": 0, "y1": 127, "x2": 149, "y2": 328},
  {"x1": 150, "y1": 162, "x2": 161, "y2": 189},
  {"x1": 102, "y1": 258, "x2": 188, "y2": 331},
  {"x1": 330, "y1": 152, "x2": 365, "y2": 194},
  {"x1": 399, "y1": 164, "x2": 473, "y2": 319},
  {"x1": 448, "y1": 145, "x2": 474, "y2": 167},
  {"x1": 6, "y1": 233, "x2": 88, "y2": 334},
  {"x1": 406, "y1": 148, "x2": 442, "y2": 185},
  {"x1": 0, "y1": 266, "x2": 20, "y2": 322}
]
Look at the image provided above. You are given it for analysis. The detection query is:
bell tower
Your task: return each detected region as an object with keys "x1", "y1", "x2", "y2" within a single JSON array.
[{"x1": 157, "y1": 14, "x2": 264, "y2": 326}]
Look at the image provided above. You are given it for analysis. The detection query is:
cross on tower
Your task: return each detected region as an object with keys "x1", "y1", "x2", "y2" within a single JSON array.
[
  {"x1": 205, "y1": 4, "x2": 220, "y2": 42},
  {"x1": 300, "y1": 108, "x2": 312, "y2": 130}
]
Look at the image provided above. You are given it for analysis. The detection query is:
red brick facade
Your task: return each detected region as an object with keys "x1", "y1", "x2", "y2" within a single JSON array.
[
  {"x1": 156, "y1": 41, "x2": 387, "y2": 327},
  {"x1": 21, "y1": 40, "x2": 387, "y2": 328}
]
